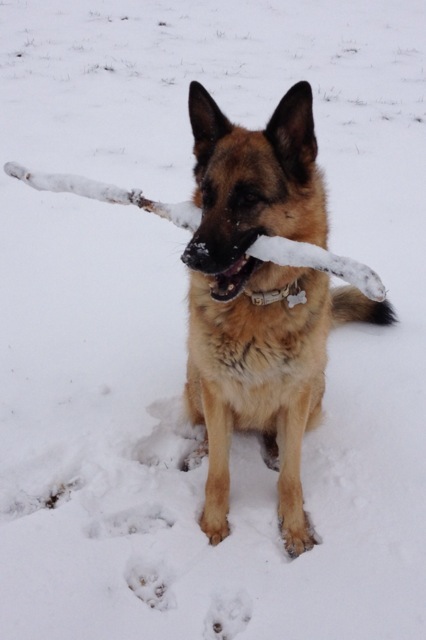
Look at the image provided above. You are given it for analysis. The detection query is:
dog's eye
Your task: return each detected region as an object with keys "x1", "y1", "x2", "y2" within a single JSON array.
[
  {"x1": 230, "y1": 181, "x2": 266, "y2": 211},
  {"x1": 242, "y1": 192, "x2": 260, "y2": 205},
  {"x1": 237, "y1": 191, "x2": 262, "y2": 208}
]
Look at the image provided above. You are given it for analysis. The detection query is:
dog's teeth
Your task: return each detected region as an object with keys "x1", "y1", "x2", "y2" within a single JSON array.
[{"x1": 228, "y1": 284, "x2": 235, "y2": 291}]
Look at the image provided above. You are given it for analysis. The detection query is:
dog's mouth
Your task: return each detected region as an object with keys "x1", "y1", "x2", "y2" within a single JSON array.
[{"x1": 208, "y1": 254, "x2": 261, "y2": 302}]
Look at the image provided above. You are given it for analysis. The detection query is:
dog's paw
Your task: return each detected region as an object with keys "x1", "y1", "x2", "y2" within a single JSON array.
[
  {"x1": 133, "y1": 396, "x2": 205, "y2": 470},
  {"x1": 203, "y1": 590, "x2": 252, "y2": 639},
  {"x1": 281, "y1": 512, "x2": 321, "y2": 559},
  {"x1": 200, "y1": 512, "x2": 230, "y2": 546},
  {"x1": 283, "y1": 529, "x2": 316, "y2": 558},
  {"x1": 181, "y1": 439, "x2": 209, "y2": 471}
]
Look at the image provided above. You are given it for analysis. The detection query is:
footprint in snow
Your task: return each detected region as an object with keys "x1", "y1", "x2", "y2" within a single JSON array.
[
  {"x1": 125, "y1": 558, "x2": 176, "y2": 612},
  {"x1": 1, "y1": 478, "x2": 82, "y2": 523},
  {"x1": 86, "y1": 503, "x2": 175, "y2": 539},
  {"x1": 203, "y1": 590, "x2": 252, "y2": 640}
]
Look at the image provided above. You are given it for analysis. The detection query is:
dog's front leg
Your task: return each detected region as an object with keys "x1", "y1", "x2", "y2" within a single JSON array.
[
  {"x1": 199, "y1": 378, "x2": 232, "y2": 546},
  {"x1": 277, "y1": 385, "x2": 318, "y2": 558}
]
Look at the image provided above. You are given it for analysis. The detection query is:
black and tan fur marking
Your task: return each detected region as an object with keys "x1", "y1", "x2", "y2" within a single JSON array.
[{"x1": 181, "y1": 81, "x2": 396, "y2": 557}]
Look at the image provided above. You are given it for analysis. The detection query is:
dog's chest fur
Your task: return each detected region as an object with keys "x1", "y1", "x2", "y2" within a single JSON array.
[{"x1": 188, "y1": 271, "x2": 330, "y2": 388}]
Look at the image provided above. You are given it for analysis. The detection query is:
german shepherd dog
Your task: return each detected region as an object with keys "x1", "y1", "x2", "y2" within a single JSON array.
[{"x1": 181, "y1": 81, "x2": 395, "y2": 557}]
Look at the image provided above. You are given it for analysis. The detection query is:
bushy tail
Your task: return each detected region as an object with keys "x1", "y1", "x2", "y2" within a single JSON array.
[{"x1": 331, "y1": 286, "x2": 397, "y2": 327}]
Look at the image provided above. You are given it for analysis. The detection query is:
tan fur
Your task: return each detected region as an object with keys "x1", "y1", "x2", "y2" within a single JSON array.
[
  {"x1": 331, "y1": 285, "x2": 383, "y2": 326},
  {"x1": 185, "y1": 138, "x2": 329, "y2": 556},
  {"x1": 182, "y1": 81, "x2": 394, "y2": 557}
]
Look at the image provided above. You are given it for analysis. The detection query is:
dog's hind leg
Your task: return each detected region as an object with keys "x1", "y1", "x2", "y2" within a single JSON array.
[
  {"x1": 260, "y1": 432, "x2": 280, "y2": 471},
  {"x1": 276, "y1": 384, "x2": 319, "y2": 558},
  {"x1": 199, "y1": 378, "x2": 233, "y2": 546}
]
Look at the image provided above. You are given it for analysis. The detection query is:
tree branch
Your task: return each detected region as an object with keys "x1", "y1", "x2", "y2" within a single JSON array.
[{"x1": 4, "y1": 161, "x2": 386, "y2": 301}]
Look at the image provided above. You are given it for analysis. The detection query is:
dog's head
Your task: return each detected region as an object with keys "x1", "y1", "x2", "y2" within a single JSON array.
[{"x1": 181, "y1": 81, "x2": 322, "y2": 302}]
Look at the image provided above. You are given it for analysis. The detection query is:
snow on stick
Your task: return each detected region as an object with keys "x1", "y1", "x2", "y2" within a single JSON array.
[
  {"x1": 3, "y1": 161, "x2": 201, "y2": 232},
  {"x1": 4, "y1": 161, "x2": 386, "y2": 301},
  {"x1": 248, "y1": 237, "x2": 386, "y2": 302}
]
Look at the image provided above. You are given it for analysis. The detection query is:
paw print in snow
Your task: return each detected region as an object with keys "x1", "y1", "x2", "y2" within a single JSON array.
[
  {"x1": 125, "y1": 558, "x2": 176, "y2": 612},
  {"x1": 86, "y1": 503, "x2": 175, "y2": 539},
  {"x1": 204, "y1": 590, "x2": 252, "y2": 639}
]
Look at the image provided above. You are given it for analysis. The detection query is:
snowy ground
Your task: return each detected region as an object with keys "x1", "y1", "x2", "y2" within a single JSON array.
[{"x1": 1, "y1": 1, "x2": 425, "y2": 639}]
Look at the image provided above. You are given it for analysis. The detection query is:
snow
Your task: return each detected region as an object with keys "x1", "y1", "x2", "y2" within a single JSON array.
[
  {"x1": 1, "y1": 1, "x2": 425, "y2": 639},
  {"x1": 4, "y1": 163, "x2": 387, "y2": 299},
  {"x1": 248, "y1": 236, "x2": 386, "y2": 300},
  {"x1": 4, "y1": 160, "x2": 203, "y2": 231},
  {"x1": 4, "y1": 160, "x2": 148, "y2": 207}
]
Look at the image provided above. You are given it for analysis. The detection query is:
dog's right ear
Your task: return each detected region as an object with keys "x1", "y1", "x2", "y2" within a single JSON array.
[{"x1": 189, "y1": 82, "x2": 233, "y2": 171}]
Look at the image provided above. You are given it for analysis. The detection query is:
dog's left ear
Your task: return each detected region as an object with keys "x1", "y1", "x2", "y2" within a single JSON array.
[{"x1": 265, "y1": 81, "x2": 318, "y2": 183}]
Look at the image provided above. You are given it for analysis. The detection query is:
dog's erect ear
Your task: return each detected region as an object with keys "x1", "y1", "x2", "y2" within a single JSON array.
[
  {"x1": 265, "y1": 81, "x2": 317, "y2": 183},
  {"x1": 189, "y1": 81, "x2": 232, "y2": 143},
  {"x1": 189, "y1": 82, "x2": 233, "y2": 169}
]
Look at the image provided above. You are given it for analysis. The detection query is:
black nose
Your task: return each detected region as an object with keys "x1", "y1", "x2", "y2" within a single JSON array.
[{"x1": 181, "y1": 239, "x2": 211, "y2": 271}]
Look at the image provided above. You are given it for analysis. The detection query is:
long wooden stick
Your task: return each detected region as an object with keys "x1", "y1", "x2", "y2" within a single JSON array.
[{"x1": 4, "y1": 161, "x2": 386, "y2": 301}]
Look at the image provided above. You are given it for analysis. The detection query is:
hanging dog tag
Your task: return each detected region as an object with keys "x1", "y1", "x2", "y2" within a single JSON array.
[{"x1": 287, "y1": 290, "x2": 307, "y2": 309}]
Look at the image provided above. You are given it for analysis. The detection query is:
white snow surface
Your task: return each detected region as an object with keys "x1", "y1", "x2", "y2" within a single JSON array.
[{"x1": 1, "y1": 2, "x2": 425, "y2": 639}]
